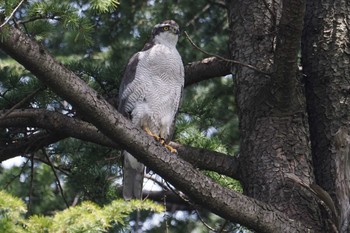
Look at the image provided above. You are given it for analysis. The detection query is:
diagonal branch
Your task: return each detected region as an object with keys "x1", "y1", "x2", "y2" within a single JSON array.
[
  {"x1": 0, "y1": 0, "x2": 25, "y2": 28},
  {"x1": 41, "y1": 148, "x2": 69, "y2": 208},
  {"x1": 0, "y1": 24, "x2": 311, "y2": 232},
  {"x1": 0, "y1": 109, "x2": 239, "y2": 178},
  {"x1": 0, "y1": 87, "x2": 43, "y2": 120}
]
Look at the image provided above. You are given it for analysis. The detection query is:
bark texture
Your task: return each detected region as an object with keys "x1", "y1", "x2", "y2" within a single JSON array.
[
  {"x1": 184, "y1": 57, "x2": 231, "y2": 86},
  {"x1": 0, "y1": 109, "x2": 238, "y2": 177},
  {"x1": 0, "y1": 24, "x2": 311, "y2": 232},
  {"x1": 226, "y1": 0, "x2": 325, "y2": 231},
  {"x1": 302, "y1": 1, "x2": 350, "y2": 231}
]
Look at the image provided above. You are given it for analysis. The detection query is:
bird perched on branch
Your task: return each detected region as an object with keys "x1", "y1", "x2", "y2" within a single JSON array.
[{"x1": 118, "y1": 20, "x2": 184, "y2": 200}]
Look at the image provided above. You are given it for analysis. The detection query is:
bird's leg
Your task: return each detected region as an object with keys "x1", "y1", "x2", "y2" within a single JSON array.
[
  {"x1": 144, "y1": 127, "x2": 161, "y2": 141},
  {"x1": 144, "y1": 127, "x2": 177, "y2": 154},
  {"x1": 159, "y1": 137, "x2": 177, "y2": 154}
]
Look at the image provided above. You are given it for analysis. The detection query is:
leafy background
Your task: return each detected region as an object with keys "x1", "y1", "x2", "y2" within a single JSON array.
[{"x1": 0, "y1": 0, "x2": 242, "y2": 232}]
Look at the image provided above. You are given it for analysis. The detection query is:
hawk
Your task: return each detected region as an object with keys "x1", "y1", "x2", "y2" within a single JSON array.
[{"x1": 118, "y1": 20, "x2": 184, "y2": 200}]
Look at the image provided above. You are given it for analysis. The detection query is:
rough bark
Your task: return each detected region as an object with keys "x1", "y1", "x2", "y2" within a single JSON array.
[
  {"x1": 0, "y1": 109, "x2": 239, "y2": 178},
  {"x1": 226, "y1": 0, "x2": 325, "y2": 231},
  {"x1": 302, "y1": 1, "x2": 350, "y2": 231},
  {"x1": 0, "y1": 24, "x2": 311, "y2": 232},
  {"x1": 184, "y1": 57, "x2": 231, "y2": 86}
]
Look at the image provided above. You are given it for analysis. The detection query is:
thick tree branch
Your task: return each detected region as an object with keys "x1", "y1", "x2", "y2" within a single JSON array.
[
  {"x1": 0, "y1": 109, "x2": 116, "y2": 149},
  {"x1": 184, "y1": 31, "x2": 271, "y2": 75},
  {"x1": 0, "y1": 109, "x2": 239, "y2": 178},
  {"x1": 0, "y1": 25, "x2": 311, "y2": 232},
  {"x1": 184, "y1": 57, "x2": 231, "y2": 86},
  {"x1": 0, "y1": 131, "x2": 66, "y2": 162},
  {"x1": 171, "y1": 142, "x2": 239, "y2": 179}
]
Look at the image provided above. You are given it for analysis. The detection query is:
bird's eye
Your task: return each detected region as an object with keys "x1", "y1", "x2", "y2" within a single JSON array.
[{"x1": 163, "y1": 26, "x2": 169, "y2": 31}]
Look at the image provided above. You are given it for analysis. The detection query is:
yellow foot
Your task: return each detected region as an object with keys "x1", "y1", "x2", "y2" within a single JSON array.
[
  {"x1": 143, "y1": 127, "x2": 177, "y2": 153},
  {"x1": 165, "y1": 144, "x2": 177, "y2": 154},
  {"x1": 159, "y1": 138, "x2": 176, "y2": 153},
  {"x1": 144, "y1": 127, "x2": 160, "y2": 141}
]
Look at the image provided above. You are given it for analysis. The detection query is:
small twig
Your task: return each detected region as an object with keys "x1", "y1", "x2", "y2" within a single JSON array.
[
  {"x1": 4, "y1": 158, "x2": 30, "y2": 189},
  {"x1": 185, "y1": 4, "x2": 211, "y2": 28},
  {"x1": 28, "y1": 154, "x2": 34, "y2": 214},
  {"x1": 144, "y1": 174, "x2": 169, "y2": 190},
  {"x1": 195, "y1": 209, "x2": 217, "y2": 232},
  {"x1": 0, "y1": 87, "x2": 44, "y2": 120},
  {"x1": 163, "y1": 182, "x2": 169, "y2": 233},
  {"x1": 22, "y1": 154, "x2": 70, "y2": 176},
  {"x1": 42, "y1": 149, "x2": 69, "y2": 208},
  {"x1": 0, "y1": 0, "x2": 26, "y2": 28},
  {"x1": 184, "y1": 31, "x2": 271, "y2": 75},
  {"x1": 16, "y1": 15, "x2": 61, "y2": 25},
  {"x1": 217, "y1": 219, "x2": 229, "y2": 233},
  {"x1": 164, "y1": 181, "x2": 230, "y2": 232},
  {"x1": 165, "y1": 181, "x2": 191, "y2": 204}
]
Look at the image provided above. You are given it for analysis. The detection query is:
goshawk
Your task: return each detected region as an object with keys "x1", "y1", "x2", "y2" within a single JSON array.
[{"x1": 118, "y1": 20, "x2": 184, "y2": 200}]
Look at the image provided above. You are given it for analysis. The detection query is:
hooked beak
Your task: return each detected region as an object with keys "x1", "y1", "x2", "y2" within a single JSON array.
[{"x1": 171, "y1": 26, "x2": 180, "y2": 35}]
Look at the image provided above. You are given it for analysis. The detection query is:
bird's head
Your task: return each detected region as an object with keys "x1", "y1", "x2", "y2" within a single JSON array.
[{"x1": 151, "y1": 20, "x2": 180, "y2": 47}]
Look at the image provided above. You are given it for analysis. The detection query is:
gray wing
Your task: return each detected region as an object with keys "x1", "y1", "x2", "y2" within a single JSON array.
[
  {"x1": 118, "y1": 52, "x2": 145, "y2": 200},
  {"x1": 165, "y1": 84, "x2": 184, "y2": 143},
  {"x1": 165, "y1": 58, "x2": 185, "y2": 143},
  {"x1": 118, "y1": 52, "x2": 140, "y2": 117}
]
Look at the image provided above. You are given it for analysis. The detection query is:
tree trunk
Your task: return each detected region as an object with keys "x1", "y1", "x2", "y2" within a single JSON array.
[
  {"x1": 226, "y1": 0, "x2": 326, "y2": 231},
  {"x1": 2, "y1": 0, "x2": 349, "y2": 231},
  {"x1": 302, "y1": 0, "x2": 350, "y2": 231},
  {"x1": 0, "y1": 23, "x2": 311, "y2": 233}
]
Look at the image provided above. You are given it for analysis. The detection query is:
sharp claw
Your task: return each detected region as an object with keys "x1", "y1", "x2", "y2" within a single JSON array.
[
  {"x1": 143, "y1": 128, "x2": 177, "y2": 153},
  {"x1": 165, "y1": 144, "x2": 177, "y2": 154},
  {"x1": 144, "y1": 127, "x2": 160, "y2": 141}
]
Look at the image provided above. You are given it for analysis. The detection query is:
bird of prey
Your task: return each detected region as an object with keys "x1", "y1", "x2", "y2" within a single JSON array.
[{"x1": 118, "y1": 20, "x2": 184, "y2": 200}]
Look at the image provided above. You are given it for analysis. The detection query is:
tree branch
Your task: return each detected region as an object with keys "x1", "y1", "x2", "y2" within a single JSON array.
[
  {"x1": 184, "y1": 57, "x2": 231, "y2": 86},
  {"x1": 0, "y1": 0, "x2": 25, "y2": 28},
  {"x1": 0, "y1": 109, "x2": 239, "y2": 178},
  {"x1": 184, "y1": 31, "x2": 271, "y2": 75},
  {"x1": 142, "y1": 189, "x2": 192, "y2": 211},
  {"x1": 170, "y1": 142, "x2": 239, "y2": 179},
  {"x1": 0, "y1": 131, "x2": 66, "y2": 162},
  {"x1": 0, "y1": 24, "x2": 311, "y2": 232}
]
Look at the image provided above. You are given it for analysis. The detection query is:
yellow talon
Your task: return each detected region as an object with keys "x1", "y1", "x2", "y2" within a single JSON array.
[
  {"x1": 165, "y1": 144, "x2": 177, "y2": 154},
  {"x1": 144, "y1": 127, "x2": 160, "y2": 141},
  {"x1": 143, "y1": 127, "x2": 177, "y2": 153}
]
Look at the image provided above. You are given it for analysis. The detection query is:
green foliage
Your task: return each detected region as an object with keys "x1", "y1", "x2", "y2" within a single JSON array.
[
  {"x1": 0, "y1": 162, "x2": 69, "y2": 216},
  {"x1": 177, "y1": 77, "x2": 239, "y2": 154},
  {"x1": 26, "y1": 1, "x2": 94, "y2": 45},
  {"x1": 0, "y1": 190, "x2": 163, "y2": 233},
  {"x1": 205, "y1": 171, "x2": 243, "y2": 193},
  {"x1": 0, "y1": 0, "x2": 239, "y2": 232},
  {"x1": 55, "y1": 139, "x2": 121, "y2": 204},
  {"x1": 90, "y1": 0, "x2": 119, "y2": 13},
  {"x1": 50, "y1": 200, "x2": 163, "y2": 233},
  {"x1": 0, "y1": 190, "x2": 26, "y2": 233}
]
